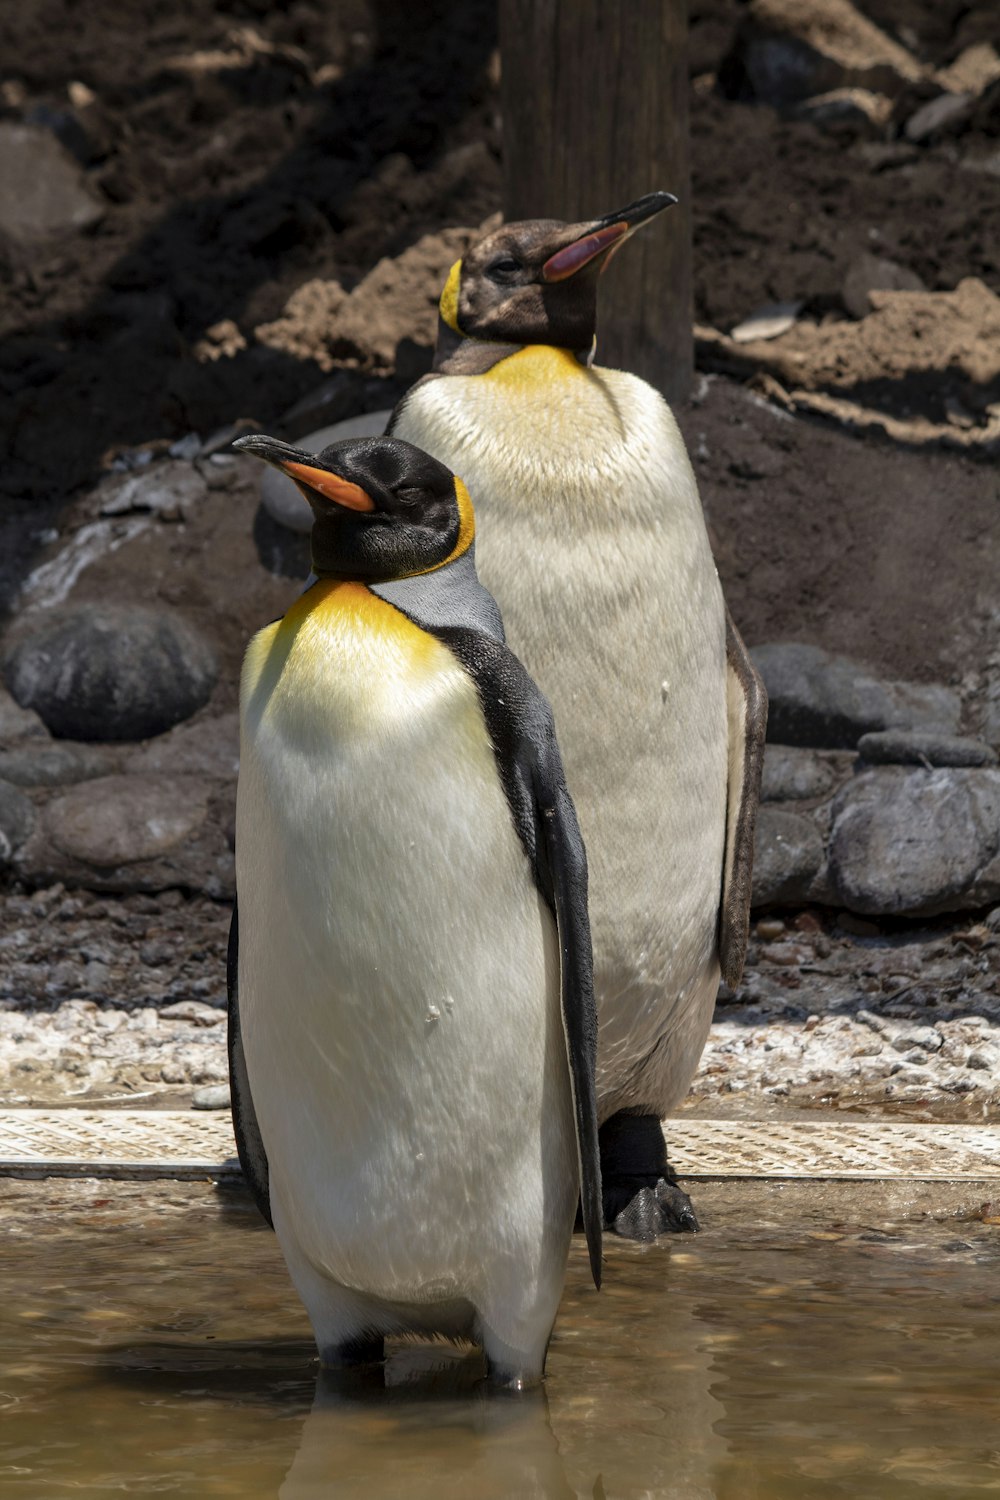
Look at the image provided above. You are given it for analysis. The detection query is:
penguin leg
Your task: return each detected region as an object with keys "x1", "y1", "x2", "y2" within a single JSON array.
[
  {"x1": 478, "y1": 1323, "x2": 549, "y2": 1392},
  {"x1": 599, "y1": 1112, "x2": 699, "y2": 1240},
  {"x1": 272, "y1": 1202, "x2": 386, "y2": 1369},
  {"x1": 475, "y1": 1276, "x2": 558, "y2": 1391}
]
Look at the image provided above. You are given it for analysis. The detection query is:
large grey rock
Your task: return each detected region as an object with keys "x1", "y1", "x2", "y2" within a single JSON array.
[
  {"x1": 857, "y1": 730, "x2": 997, "y2": 768},
  {"x1": 258, "y1": 411, "x2": 392, "y2": 533},
  {"x1": 751, "y1": 807, "x2": 825, "y2": 906},
  {"x1": 17, "y1": 774, "x2": 234, "y2": 897},
  {"x1": 751, "y1": 642, "x2": 960, "y2": 748},
  {"x1": 97, "y1": 463, "x2": 208, "y2": 519},
  {"x1": 761, "y1": 745, "x2": 844, "y2": 801},
  {"x1": 0, "y1": 780, "x2": 37, "y2": 862},
  {"x1": 0, "y1": 686, "x2": 48, "y2": 744},
  {"x1": 126, "y1": 713, "x2": 239, "y2": 779},
  {"x1": 0, "y1": 124, "x2": 104, "y2": 250},
  {"x1": 47, "y1": 775, "x2": 209, "y2": 865},
  {"x1": 0, "y1": 743, "x2": 119, "y2": 787},
  {"x1": 830, "y1": 767, "x2": 1000, "y2": 916},
  {"x1": 4, "y1": 604, "x2": 218, "y2": 742}
]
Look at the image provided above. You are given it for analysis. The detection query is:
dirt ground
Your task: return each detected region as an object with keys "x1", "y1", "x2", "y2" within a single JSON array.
[
  {"x1": 2, "y1": 0, "x2": 999, "y2": 689},
  {"x1": 2, "y1": 3, "x2": 999, "y2": 1117}
]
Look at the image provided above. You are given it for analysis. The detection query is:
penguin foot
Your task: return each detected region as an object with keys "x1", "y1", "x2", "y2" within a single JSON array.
[
  {"x1": 483, "y1": 1358, "x2": 543, "y2": 1393},
  {"x1": 318, "y1": 1333, "x2": 385, "y2": 1369},
  {"x1": 599, "y1": 1111, "x2": 700, "y2": 1240},
  {"x1": 608, "y1": 1179, "x2": 700, "y2": 1240}
]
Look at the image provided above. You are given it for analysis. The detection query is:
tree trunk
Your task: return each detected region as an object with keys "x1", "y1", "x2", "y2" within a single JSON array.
[{"x1": 500, "y1": 0, "x2": 692, "y2": 405}]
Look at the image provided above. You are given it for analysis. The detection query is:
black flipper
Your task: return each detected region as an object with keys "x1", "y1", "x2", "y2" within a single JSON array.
[
  {"x1": 397, "y1": 620, "x2": 603, "y2": 1290},
  {"x1": 534, "y1": 762, "x2": 603, "y2": 1289},
  {"x1": 227, "y1": 901, "x2": 273, "y2": 1226}
]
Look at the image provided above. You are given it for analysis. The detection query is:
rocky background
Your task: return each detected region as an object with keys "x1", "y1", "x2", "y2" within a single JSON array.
[{"x1": 1, "y1": 0, "x2": 998, "y2": 1118}]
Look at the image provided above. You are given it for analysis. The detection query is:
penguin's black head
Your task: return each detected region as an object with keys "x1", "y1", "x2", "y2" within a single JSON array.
[
  {"x1": 233, "y1": 434, "x2": 473, "y2": 582},
  {"x1": 440, "y1": 192, "x2": 676, "y2": 354}
]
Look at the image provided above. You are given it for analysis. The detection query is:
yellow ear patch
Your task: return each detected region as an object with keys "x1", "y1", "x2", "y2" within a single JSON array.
[
  {"x1": 449, "y1": 476, "x2": 476, "y2": 561},
  {"x1": 439, "y1": 259, "x2": 463, "y2": 333}
]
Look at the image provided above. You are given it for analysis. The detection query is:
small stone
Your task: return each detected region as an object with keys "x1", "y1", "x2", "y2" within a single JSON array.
[
  {"x1": 4, "y1": 604, "x2": 218, "y2": 742},
  {"x1": 730, "y1": 301, "x2": 803, "y2": 343},
  {"x1": 967, "y1": 1049, "x2": 997, "y2": 1070},
  {"x1": 160, "y1": 1000, "x2": 224, "y2": 1025},
  {"x1": 756, "y1": 918, "x2": 786, "y2": 939},
  {"x1": 857, "y1": 730, "x2": 997, "y2": 769},
  {"x1": 0, "y1": 743, "x2": 118, "y2": 787},
  {"x1": 192, "y1": 1083, "x2": 231, "y2": 1109},
  {"x1": 0, "y1": 781, "x2": 37, "y2": 862},
  {"x1": 0, "y1": 687, "x2": 48, "y2": 744},
  {"x1": 841, "y1": 253, "x2": 926, "y2": 320},
  {"x1": 761, "y1": 745, "x2": 840, "y2": 801},
  {"x1": 905, "y1": 91, "x2": 975, "y2": 143},
  {"x1": 161, "y1": 1062, "x2": 187, "y2": 1084},
  {"x1": 751, "y1": 807, "x2": 824, "y2": 906},
  {"x1": 258, "y1": 411, "x2": 391, "y2": 534},
  {"x1": 0, "y1": 123, "x2": 104, "y2": 250}
]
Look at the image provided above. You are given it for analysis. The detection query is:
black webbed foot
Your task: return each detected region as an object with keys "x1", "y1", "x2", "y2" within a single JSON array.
[{"x1": 599, "y1": 1112, "x2": 700, "y2": 1240}]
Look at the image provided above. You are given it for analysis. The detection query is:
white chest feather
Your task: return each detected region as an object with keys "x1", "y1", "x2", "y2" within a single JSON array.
[
  {"x1": 236, "y1": 584, "x2": 576, "y2": 1302},
  {"x1": 394, "y1": 350, "x2": 728, "y2": 1111}
]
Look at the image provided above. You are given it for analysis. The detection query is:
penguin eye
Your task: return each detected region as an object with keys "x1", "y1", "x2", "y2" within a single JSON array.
[{"x1": 487, "y1": 256, "x2": 523, "y2": 282}]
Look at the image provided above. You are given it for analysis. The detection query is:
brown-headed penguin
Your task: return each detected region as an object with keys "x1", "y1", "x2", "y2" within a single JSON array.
[
  {"x1": 388, "y1": 194, "x2": 767, "y2": 1238},
  {"x1": 229, "y1": 433, "x2": 601, "y2": 1387}
]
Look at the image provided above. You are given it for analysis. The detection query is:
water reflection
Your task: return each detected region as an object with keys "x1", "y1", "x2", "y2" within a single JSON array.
[
  {"x1": 1, "y1": 1180, "x2": 999, "y2": 1497},
  {"x1": 282, "y1": 1352, "x2": 575, "y2": 1499}
]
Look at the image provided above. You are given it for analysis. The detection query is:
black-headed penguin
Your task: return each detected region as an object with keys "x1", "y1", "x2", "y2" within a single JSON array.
[
  {"x1": 388, "y1": 194, "x2": 767, "y2": 1239},
  {"x1": 229, "y1": 433, "x2": 601, "y2": 1388}
]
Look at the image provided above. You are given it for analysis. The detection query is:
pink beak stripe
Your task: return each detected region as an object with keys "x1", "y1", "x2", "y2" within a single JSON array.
[{"x1": 542, "y1": 221, "x2": 629, "y2": 282}]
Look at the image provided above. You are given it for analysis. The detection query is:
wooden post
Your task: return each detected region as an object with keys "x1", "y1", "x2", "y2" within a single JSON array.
[{"x1": 500, "y1": 0, "x2": 692, "y2": 405}]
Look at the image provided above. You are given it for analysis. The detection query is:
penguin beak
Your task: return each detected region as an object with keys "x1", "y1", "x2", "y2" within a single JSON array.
[
  {"x1": 541, "y1": 191, "x2": 677, "y2": 283},
  {"x1": 233, "y1": 434, "x2": 376, "y2": 513}
]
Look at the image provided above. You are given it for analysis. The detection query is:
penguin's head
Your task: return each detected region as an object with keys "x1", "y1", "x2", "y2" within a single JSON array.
[
  {"x1": 234, "y1": 434, "x2": 473, "y2": 582},
  {"x1": 439, "y1": 191, "x2": 677, "y2": 352}
]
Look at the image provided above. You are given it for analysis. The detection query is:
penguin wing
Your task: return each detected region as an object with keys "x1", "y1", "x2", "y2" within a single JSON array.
[
  {"x1": 226, "y1": 902, "x2": 273, "y2": 1226},
  {"x1": 426, "y1": 626, "x2": 603, "y2": 1290},
  {"x1": 719, "y1": 612, "x2": 768, "y2": 987}
]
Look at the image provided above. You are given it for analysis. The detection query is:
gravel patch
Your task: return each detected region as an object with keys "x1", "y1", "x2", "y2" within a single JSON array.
[{"x1": 1, "y1": 885, "x2": 998, "y2": 1121}]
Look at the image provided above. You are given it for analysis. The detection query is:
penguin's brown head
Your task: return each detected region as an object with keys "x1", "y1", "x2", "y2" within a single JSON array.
[
  {"x1": 439, "y1": 192, "x2": 676, "y2": 354},
  {"x1": 234, "y1": 434, "x2": 474, "y2": 581}
]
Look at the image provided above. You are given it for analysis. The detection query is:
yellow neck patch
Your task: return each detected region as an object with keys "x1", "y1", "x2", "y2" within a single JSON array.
[{"x1": 439, "y1": 259, "x2": 463, "y2": 334}]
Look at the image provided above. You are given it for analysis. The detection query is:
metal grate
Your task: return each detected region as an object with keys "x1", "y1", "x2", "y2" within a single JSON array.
[{"x1": 0, "y1": 1111, "x2": 998, "y2": 1182}]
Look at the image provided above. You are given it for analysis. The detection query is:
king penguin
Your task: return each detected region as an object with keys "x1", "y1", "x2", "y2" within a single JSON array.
[
  {"x1": 388, "y1": 193, "x2": 767, "y2": 1239},
  {"x1": 228, "y1": 432, "x2": 601, "y2": 1388}
]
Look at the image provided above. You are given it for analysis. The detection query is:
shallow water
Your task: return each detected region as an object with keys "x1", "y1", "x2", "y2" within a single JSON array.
[{"x1": 1, "y1": 1178, "x2": 999, "y2": 1498}]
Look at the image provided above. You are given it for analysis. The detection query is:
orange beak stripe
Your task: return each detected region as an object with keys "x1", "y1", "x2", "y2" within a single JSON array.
[
  {"x1": 281, "y1": 460, "x2": 376, "y2": 513},
  {"x1": 541, "y1": 221, "x2": 629, "y2": 282}
]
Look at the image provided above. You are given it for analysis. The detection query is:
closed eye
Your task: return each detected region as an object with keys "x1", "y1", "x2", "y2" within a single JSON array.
[{"x1": 487, "y1": 256, "x2": 523, "y2": 280}]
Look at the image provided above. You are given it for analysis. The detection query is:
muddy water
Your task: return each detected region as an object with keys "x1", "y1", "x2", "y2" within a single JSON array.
[{"x1": 1, "y1": 1178, "x2": 999, "y2": 1498}]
